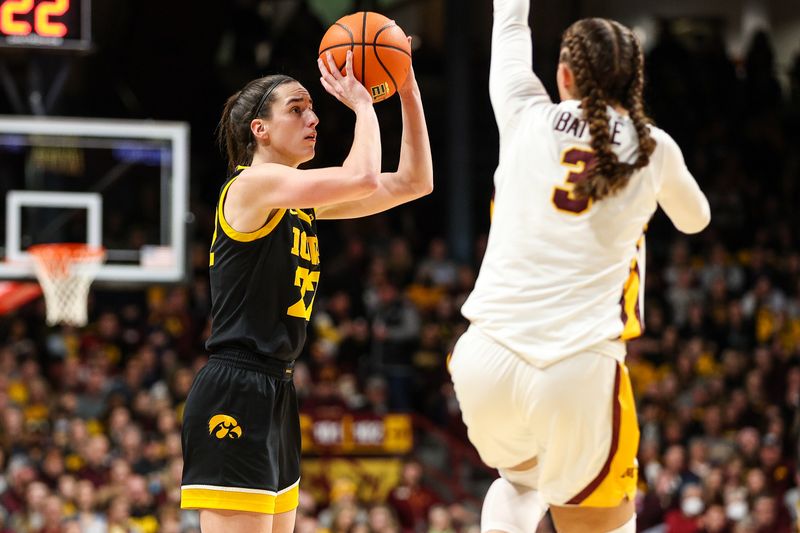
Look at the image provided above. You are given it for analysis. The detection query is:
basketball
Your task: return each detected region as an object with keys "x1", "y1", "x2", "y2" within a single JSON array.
[{"x1": 319, "y1": 11, "x2": 412, "y2": 103}]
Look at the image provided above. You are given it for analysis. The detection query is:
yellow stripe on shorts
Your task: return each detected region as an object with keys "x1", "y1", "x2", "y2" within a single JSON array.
[
  {"x1": 181, "y1": 481, "x2": 299, "y2": 514},
  {"x1": 567, "y1": 364, "x2": 640, "y2": 507}
]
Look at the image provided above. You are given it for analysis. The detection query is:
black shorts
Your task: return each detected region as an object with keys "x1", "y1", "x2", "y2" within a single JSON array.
[{"x1": 180, "y1": 351, "x2": 300, "y2": 514}]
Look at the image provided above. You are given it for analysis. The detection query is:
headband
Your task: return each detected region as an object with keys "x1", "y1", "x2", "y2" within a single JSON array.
[{"x1": 250, "y1": 77, "x2": 292, "y2": 121}]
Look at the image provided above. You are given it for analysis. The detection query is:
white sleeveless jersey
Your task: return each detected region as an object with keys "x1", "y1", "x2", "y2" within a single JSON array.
[{"x1": 461, "y1": 0, "x2": 710, "y2": 367}]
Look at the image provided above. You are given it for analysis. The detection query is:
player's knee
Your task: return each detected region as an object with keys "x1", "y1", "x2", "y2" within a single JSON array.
[
  {"x1": 481, "y1": 477, "x2": 547, "y2": 533},
  {"x1": 550, "y1": 500, "x2": 634, "y2": 533}
]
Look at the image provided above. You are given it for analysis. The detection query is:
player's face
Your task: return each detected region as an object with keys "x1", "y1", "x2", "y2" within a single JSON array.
[{"x1": 266, "y1": 82, "x2": 319, "y2": 167}]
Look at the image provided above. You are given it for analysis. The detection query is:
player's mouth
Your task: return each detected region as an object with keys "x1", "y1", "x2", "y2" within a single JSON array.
[{"x1": 304, "y1": 133, "x2": 317, "y2": 143}]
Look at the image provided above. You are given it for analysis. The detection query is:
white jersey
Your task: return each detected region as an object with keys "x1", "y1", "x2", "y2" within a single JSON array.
[{"x1": 461, "y1": 0, "x2": 711, "y2": 368}]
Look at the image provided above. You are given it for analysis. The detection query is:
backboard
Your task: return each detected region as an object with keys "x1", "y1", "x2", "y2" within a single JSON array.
[{"x1": 0, "y1": 116, "x2": 189, "y2": 284}]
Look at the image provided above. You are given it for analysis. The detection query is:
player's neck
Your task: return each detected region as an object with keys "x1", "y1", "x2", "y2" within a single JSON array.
[
  {"x1": 565, "y1": 97, "x2": 629, "y2": 117},
  {"x1": 252, "y1": 150, "x2": 299, "y2": 169}
]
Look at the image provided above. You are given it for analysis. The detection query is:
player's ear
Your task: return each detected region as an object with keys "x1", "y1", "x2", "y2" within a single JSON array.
[
  {"x1": 250, "y1": 119, "x2": 269, "y2": 141},
  {"x1": 557, "y1": 62, "x2": 577, "y2": 101}
]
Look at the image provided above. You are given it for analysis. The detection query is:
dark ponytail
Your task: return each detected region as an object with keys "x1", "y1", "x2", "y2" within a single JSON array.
[
  {"x1": 561, "y1": 19, "x2": 656, "y2": 201},
  {"x1": 216, "y1": 75, "x2": 295, "y2": 175}
]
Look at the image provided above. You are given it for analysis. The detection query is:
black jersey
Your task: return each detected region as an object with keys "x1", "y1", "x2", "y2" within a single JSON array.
[{"x1": 205, "y1": 167, "x2": 321, "y2": 362}]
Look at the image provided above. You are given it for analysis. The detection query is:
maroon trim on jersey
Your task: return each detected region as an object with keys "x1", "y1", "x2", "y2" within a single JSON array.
[
  {"x1": 566, "y1": 364, "x2": 622, "y2": 505},
  {"x1": 619, "y1": 290, "x2": 629, "y2": 328}
]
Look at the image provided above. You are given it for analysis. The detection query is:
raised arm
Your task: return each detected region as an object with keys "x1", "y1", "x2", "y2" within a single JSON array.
[
  {"x1": 224, "y1": 52, "x2": 381, "y2": 231},
  {"x1": 656, "y1": 133, "x2": 711, "y2": 234},
  {"x1": 316, "y1": 63, "x2": 434, "y2": 220},
  {"x1": 490, "y1": 0, "x2": 552, "y2": 127}
]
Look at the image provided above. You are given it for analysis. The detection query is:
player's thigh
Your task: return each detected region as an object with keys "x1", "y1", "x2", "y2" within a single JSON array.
[
  {"x1": 449, "y1": 326, "x2": 540, "y2": 468},
  {"x1": 550, "y1": 498, "x2": 634, "y2": 533},
  {"x1": 200, "y1": 509, "x2": 272, "y2": 533},
  {"x1": 271, "y1": 509, "x2": 298, "y2": 533}
]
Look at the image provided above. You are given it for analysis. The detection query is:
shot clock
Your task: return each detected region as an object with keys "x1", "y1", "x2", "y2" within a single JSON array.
[{"x1": 0, "y1": 0, "x2": 90, "y2": 50}]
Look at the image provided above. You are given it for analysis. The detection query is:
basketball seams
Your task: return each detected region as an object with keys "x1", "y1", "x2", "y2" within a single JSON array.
[
  {"x1": 372, "y1": 22, "x2": 408, "y2": 94},
  {"x1": 373, "y1": 22, "x2": 411, "y2": 56},
  {"x1": 318, "y1": 43, "x2": 411, "y2": 57},
  {"x1": 372, "y1": 49, "x2": 399, "y2": 96},
  {"x1": 372, "y1": 24, "x2": 399, "y2": 95},
  {"x1": 333, "y1": 22, "x2": 354, "y2": 42},
  {"x1": 361, "y1": 12, "x2": 368, "y2": 87}
]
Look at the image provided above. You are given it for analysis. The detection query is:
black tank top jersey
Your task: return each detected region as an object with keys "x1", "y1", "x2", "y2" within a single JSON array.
[{"x1": 205, "y1": 166, "x2": 321, "y2": 362}]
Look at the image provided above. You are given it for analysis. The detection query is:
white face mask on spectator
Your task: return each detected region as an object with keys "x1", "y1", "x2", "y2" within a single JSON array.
[
  {"x1": 726, "y1": 500, "x2": 748, "y2": 521},
  {"x1": 682, "y1": 496, "x2": 705, "y2": 517}
]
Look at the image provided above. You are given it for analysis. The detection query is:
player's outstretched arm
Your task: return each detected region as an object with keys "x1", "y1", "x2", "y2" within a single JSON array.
[
  {"x1": 230, "y1": 51, "x2": 381, "y2": 213},
  {"x1": 317, "y1": 61, "x2": 434, "y2": 220},
  {"x1": 490, "y1": 0, "x2": 552, "y2": 127}
]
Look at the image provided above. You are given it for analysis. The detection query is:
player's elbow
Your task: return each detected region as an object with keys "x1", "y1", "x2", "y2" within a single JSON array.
[
  {"x1": 414, "y1": 171, "x2": 434, "y2": 196},
  {"x1": 420, "y1": 179, "x2": 434, "y2": 196},
  {"x1": 355, "y1": 171, "x2": 380, "y2": 196},
  {"x1": 677, "y1": 205, "x2": 711, "y2": 235}
]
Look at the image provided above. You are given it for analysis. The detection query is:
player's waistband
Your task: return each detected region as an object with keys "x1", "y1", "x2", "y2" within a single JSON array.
[{"x1": 209, "y1": 351, "x2": 295, "y2": 380}]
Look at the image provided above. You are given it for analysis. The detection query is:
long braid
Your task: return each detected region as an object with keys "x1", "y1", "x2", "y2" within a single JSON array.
[
  {"x1": 562, "y1": 19, "x2": 658, "y2": 201},
  {"x1": 624, "y1": 33, "x2": 656, "y2": 172},
  {"x1": 567, "y1": 33, "x2": 623, "y2": 200}
]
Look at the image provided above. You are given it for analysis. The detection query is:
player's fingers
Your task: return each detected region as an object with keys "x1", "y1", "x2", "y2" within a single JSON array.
[
  {"x1": 326, "y1": 52, "x2": 342, "y2": 80},
  {"x1": 344, "y1": 50, "x2": 354, "y2": 79},
  {"x1": 318, "y1": 57, "x2": 338, "y2": 85},
  {"x1": 319, "y1": 76, "x2": 337, "y2": 97}
]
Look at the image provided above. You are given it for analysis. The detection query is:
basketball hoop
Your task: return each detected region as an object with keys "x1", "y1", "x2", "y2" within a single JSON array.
[{"x1": 28, "y1": 244, "x2": 106, "y2": 327}]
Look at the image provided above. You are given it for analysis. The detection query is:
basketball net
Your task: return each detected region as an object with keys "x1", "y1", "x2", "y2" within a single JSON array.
[{"x1": 28, "y1": 244, "x2": 106, "y2": 327}]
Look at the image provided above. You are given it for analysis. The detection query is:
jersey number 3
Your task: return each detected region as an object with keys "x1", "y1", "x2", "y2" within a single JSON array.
[{"x1": 552, "y1": 148, "x2": 595, "y2": 214}]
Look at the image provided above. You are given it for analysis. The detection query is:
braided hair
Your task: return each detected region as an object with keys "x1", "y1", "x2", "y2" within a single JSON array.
[
  {"x1": 217, "y1": 75, "x2": 295, "y2": 175},
  {"x1": 560, "y1": 19, "x2": 656, "y2": 201}
]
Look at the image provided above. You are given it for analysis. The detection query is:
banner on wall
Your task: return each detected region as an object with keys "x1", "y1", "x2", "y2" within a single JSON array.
[{"x1": 300, "y1": 413, "x2": 413, "y2": 455}]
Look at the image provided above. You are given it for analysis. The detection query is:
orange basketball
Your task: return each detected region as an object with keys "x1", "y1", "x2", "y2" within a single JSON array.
[{"x1": 319, "y1": 12, "x2": 412, "y2": 103}]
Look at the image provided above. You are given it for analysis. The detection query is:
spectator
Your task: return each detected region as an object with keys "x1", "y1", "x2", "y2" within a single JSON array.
[
  {"x1": 368, "y1": 503, "x2": 400, "y2": 533},
  {"x1": 751, "y1": 495, "x2": 792, "y2": 533},
  {"x1": 74, "y1": 479, "x2": 106, "y2": 533},
  {"x1": 417, "y1": 238, "x2": 458, "y2": 289},
  {"x1": 664, "y1": 483, "x2": 704, "y2": 533},
  {"x1": 427, "y1": 504, "x2": 455, "y2": 533},
  {"x1": 387, "y1": 460, "x2": 440, "y2": 530},
  {"x1": 699, "y1": 504, "x2": 731, "y2": 533}
]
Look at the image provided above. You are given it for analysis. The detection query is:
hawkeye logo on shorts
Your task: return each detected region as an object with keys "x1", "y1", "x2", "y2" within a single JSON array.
[{"x1": 208, "y1": 414, "x2": 243, "y2": 440}]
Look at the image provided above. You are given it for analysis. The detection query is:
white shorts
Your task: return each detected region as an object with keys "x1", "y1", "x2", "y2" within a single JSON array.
[{"x1": 449, "y1": 326, "x2": 639, "y2": 507}]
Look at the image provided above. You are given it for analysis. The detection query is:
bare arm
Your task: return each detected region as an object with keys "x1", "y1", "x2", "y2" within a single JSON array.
[
  {"x1": 225, "y1": 51, "x2": 381, "y2": 231},
  {"x1": 656, "y1": 133, "x2": 711, "y2": 234},
  {"x1": 317, "y1": 64, "x2": 434, "y2": 220},
  {"x1": 490, "y1": 0, "x2": 552, "y2": 128}
]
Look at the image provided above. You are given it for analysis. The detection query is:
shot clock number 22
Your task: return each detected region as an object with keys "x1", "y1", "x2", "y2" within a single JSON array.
[{"x1": 0, "y1": 0, "x2": 90, "y2": 50}]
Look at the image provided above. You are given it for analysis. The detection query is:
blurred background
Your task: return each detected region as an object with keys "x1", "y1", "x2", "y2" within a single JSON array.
[{"x1": 0, "y1": 0, "x2": 800, "y2": 531}]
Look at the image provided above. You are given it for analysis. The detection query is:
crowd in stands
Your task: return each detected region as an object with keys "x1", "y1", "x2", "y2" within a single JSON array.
[{"x1": 1, "y1": 4, "x2": 800, "y2": 532}]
